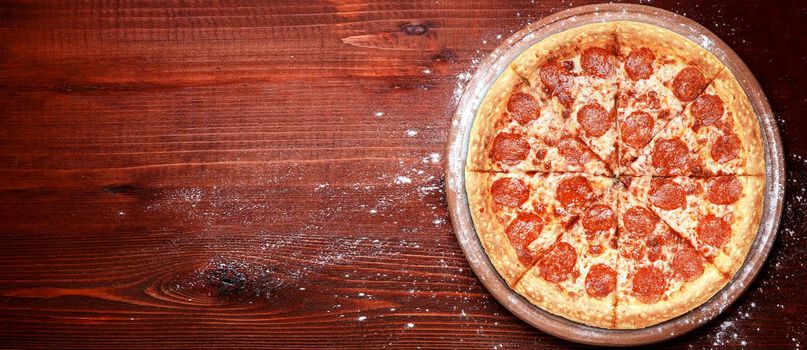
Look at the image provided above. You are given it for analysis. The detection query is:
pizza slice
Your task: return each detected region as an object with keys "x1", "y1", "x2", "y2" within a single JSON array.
[
  {"x1": 615, "y1": 176, "x2": 727, "y2": 329},
  {"x1": 465, "y1": 171, "x2": 556, "y2": 286},
  {"x1": 692, "y1": 69, "x2": 765, "y2": 175},
  {"x1": 465, "y1": 171, "x2": 615, "y2": 287},
  {"x1": 632, "y1": 175, "x2": 764, "y2": 276},
  {"x1": 515, "y1": 177, "x2": 618, "y2": 328},
  {"x1": 626, "y1": 68, "x2": 764, "y2": 176},
  {"x1": 613, "y1": 21, "x2": 725, "y2": 175},
  {"x1": 466, "y1": 67, "x2": 611, "y2": 174},
  {"x1": 511, "y1": 22, "x2": 619, "y2": 172}
]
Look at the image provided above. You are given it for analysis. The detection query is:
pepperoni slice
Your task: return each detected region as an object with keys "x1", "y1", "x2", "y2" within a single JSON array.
[
  {"x1": 582, "y1": 204, "x2": 615, "y2": 234},
  {"x1": 581, "y1": 47, "x2": 614, "y2": 78},
  {"x1": 696, "y1": 214, "x2": 731, "y2": 248},
  {"x1": 491, "y1": 177, "x2": 529, "y2": 208},
  {"x1": 711, "y1": 133, "x2": 740, "y2": 164},
  {"x1": 538, "y1": 241, "x2": 577, "y2": 283},
  {"x1": 505, "y1": 212, "x2": 544, "y2": 265},
  {"x1": 556, "y1": 176, "x2": 594, "y2": 209},
  {"x1": 557, "y1": 135, "x2": 592, "y2": 165},
  {"x1": 507, "y1": 92, "x2": 541, "y2": 124},
  {"x1": 585, "y1": 264, "x2": 616, "y2": 298},
  {"x1": 652, "y1": 138, "x2": 690, "y2": 175},
  {"x1": 623, "y1": 206, "x2": 658, "y2": 238},
  {"x1": 707, "y1": 176, "x2": 742, "y2": 205},
  {"x1": 649, "y1": 179, "x2": 686, "y2": 210},
  {"x1": 539, "y1": 63, "x2": 575, "y2": 107},
  {"x1": 691, "y1": 94, "x2": 724, "y2": 130},
  {"x1": 632, "y1": 265, "x2": 667, "y2": 304},
  {"x1": 625, "y1": 48, "x2": 655, "y2": 80},
  {"x1": 491, "y1": 132, "x2": 530, "y2": 165},
  {"x1": 672, "y1": 245, "x2": 705, "y2": 282},
  {"x1": 577, "y1": 103, "x2": 612, "y2": 137},
  {"x1": 621, "y1": 111, "x2": 654, "y2": 149},
  {"x1": 672, "y1": 66, "x2": 706, "y2": 102}
]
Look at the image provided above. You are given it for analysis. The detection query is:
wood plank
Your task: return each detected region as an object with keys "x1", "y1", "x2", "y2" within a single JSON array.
[{"x1": 0, "y1": 0, "x2": 804, "y2": 348}]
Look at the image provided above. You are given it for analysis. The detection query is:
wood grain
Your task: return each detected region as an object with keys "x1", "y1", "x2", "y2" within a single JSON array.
[{"x1": 0, "y1": 0, "x2": 805, "y2": 349}]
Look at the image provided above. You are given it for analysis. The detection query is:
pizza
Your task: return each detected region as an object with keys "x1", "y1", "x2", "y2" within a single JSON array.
[{"x1": 465, "y1": 21, "x2": 765, "y2": 329}]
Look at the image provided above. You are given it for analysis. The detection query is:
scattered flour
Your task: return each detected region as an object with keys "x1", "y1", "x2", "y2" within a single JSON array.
[
  {"x1": 394, "y1": 176, "x2": 412, "y2": 185},
  {"x1": 698, "y1": 34, "x2": 714, "y2": 50},
  {"x1": 452, "y1": 72, "x2": 473, "y2": 105}
]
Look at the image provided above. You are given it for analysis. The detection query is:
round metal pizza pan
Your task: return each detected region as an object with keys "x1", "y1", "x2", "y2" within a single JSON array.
[{"x1": 444, "y1": 3, "x2": 784, "y2": 346}]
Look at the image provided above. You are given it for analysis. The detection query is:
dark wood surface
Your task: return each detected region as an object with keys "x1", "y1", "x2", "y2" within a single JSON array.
[{"x1": 0, "y1": 1, "x2": 804, "y2": 348}]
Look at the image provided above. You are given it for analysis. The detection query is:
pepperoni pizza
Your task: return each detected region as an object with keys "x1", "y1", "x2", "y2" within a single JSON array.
[{"x1": 465, "y1": 21, "x2": 764, "y2": 329}]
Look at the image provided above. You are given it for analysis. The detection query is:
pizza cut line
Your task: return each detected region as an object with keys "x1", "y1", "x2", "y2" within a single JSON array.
[{"x1": 465, "y1": 21, "x2": 765, "y2": 329}]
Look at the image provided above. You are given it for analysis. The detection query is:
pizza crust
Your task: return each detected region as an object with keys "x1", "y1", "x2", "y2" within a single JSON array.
[
  {"x1": 713, "y1": 176, "x2": 765, "y2": 276},
  {"x1": 614, "y1": 21, "x2": 724, "y2": 82},
  {"x1": 516, "y1": 266, "x2": 615, "y2": 328},
  {"x1": 710, "y1": 69, "x2": 765, "y2": 175},
  {"x1": 465, "y1": 171, "x2": 530, "y2": 286},
  {"x1": 466, "y1": 67, "x2": 524, "y2": 172},
  {"x1": 510, "y1": 21, "x2": 616, "y2": 85},
  {"x1": 616, "y1": 263, "x2": 727, "y2": 329}
]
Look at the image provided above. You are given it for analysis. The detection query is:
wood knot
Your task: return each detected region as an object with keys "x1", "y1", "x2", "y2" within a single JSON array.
[
  {"x1": 207, "y1": 263, "x2": 247, "y2": 296},
  {"x1": 433, "y1": 48, "x2": 457, "y2": 62},
  {"x1": 342, "y1": 21, "x2": 438, "y2": 50},
  {"x1": 401, "y1": 23, "x2": 429, "y2": 36}
]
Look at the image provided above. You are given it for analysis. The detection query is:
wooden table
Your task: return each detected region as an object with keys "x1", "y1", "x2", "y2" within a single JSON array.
[{"x1": 0, "y1": 1, "x2": 804, "y2": 348}]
